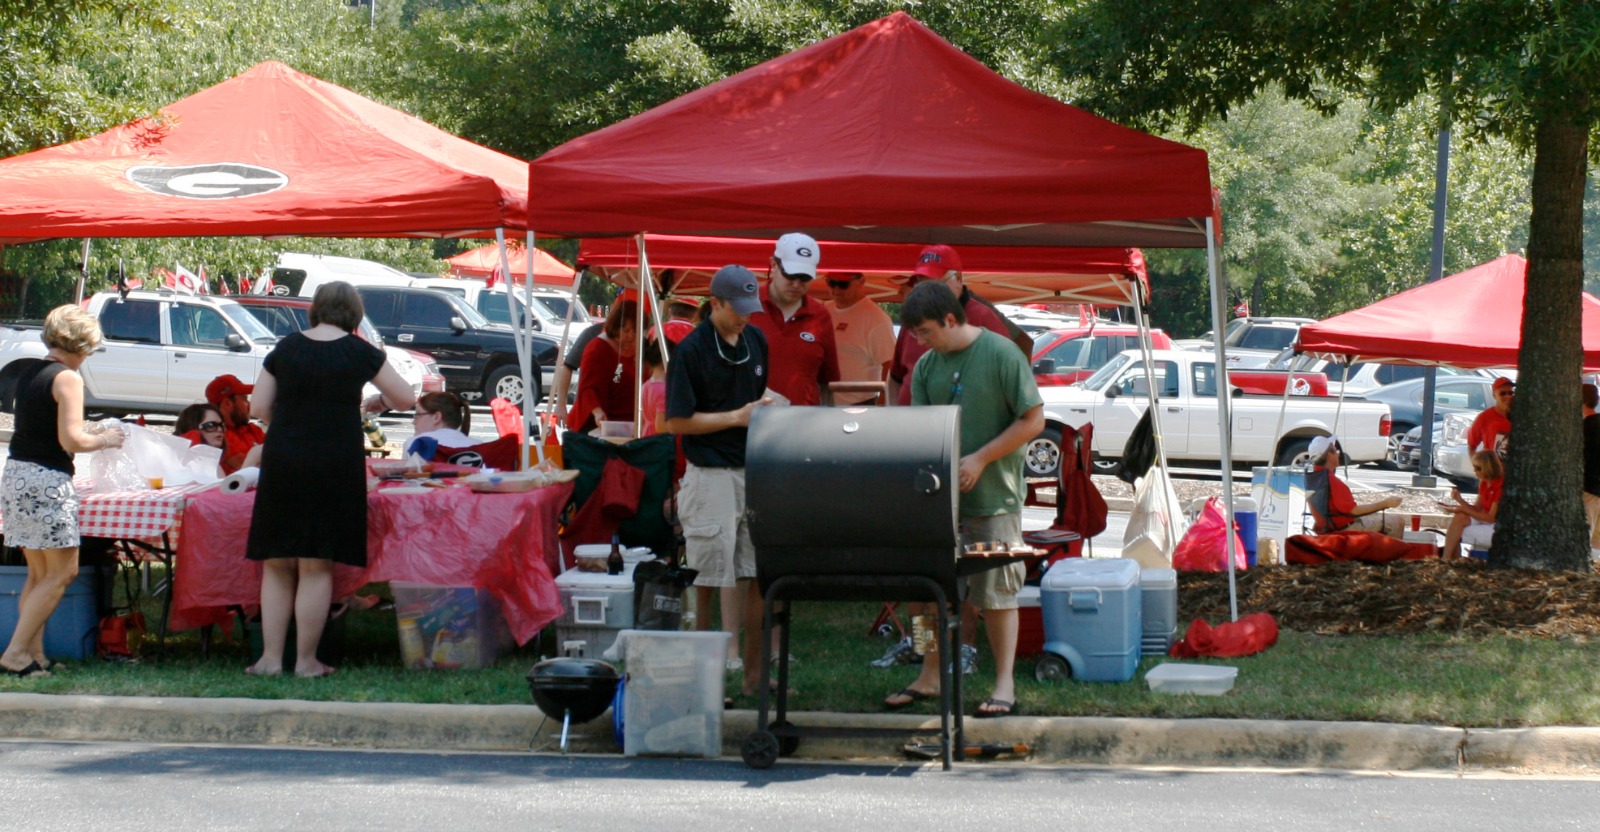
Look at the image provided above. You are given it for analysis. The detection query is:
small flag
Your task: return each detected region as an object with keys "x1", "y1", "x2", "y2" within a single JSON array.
[
  {"x1": 172, "y1": 265, "x2": 202, "y2": 295},
  {"x1": 1233, "y1": 300, "x2": 1250, "y2": 318},
  {"x1": 486, "y1": 261, "x2": 504, "y2": 290}
]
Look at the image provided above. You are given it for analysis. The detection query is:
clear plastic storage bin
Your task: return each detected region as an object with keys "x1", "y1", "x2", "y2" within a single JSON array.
[{"x1": 618, "y1": 630, "x2": 730, "y2": 758}]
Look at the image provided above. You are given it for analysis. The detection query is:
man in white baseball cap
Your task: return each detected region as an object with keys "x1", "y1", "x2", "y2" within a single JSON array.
[{"x1": 753, "y1": 232, "x2": 840, "y2": 406}]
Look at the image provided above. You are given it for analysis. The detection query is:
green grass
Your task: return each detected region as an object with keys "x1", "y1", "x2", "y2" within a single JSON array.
[{"x1": 7, "y1": 578, "x2": 1600, "y2": 728}]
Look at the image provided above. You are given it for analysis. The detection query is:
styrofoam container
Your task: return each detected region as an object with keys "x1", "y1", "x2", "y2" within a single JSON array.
[
  {"x1": 1039, "y1": 557, "x2": 1142, "y2": 682},
  {"x1": 0, "y1": 565, "x2": 98, "y2": 660},
  {"x1": 1145, "y1": 662, "x2": 1238, "y2": 695},
  {"x1": 1140, "y1": 568, "x2": 1178, "y2": 656},
  {"x1": 618, "y1": 629, "x2": 730, "y2": 758}
]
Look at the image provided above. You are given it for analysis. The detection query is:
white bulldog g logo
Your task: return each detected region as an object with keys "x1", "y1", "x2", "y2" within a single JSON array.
[{"x1": 126, "y1": 163, "x2": 289, "y2": 199}]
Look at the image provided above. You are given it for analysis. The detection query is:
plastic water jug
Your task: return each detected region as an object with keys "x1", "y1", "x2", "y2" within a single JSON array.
[{"x1": 1234, "y1": 495, "x2": 1259, "y2": 567}]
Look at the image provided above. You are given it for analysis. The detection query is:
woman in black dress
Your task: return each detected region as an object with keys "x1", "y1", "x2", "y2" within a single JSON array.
[
  {"x1": 244, "y1": 282, "x2": 415, "y2": 677},
  {"x1": 0, "y1": 305, "x2": 126, "y2": 677}
]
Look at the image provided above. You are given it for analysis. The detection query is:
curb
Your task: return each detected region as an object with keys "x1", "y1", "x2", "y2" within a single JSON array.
[{"x1": 3, "y1": 693, "x2": 1597, "y2": 773}]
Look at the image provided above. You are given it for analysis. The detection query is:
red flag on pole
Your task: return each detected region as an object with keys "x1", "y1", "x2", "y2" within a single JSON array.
[{"x1": 1233, "y1": 300, "x2": 1250, "y2": 318}]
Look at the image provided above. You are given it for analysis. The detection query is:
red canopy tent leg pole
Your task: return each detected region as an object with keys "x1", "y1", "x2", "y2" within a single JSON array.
[{"x1": 632, "y1": 232, "x2": 670, "y2": 435}]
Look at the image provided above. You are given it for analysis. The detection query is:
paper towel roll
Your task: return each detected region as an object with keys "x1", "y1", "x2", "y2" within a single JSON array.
[{"x1": 220, "y1": 467, "x2": 261, "y2": 494}]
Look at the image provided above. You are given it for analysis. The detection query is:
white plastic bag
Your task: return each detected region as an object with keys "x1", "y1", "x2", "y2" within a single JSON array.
[
  {"x1": 88, "y1": 419, "x2": 145, "y2": 491},
  {"x1": 1121, "y1": 466, "x2": 1189, "y2": 568}
]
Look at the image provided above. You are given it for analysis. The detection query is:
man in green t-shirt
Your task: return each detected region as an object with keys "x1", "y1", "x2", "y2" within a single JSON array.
[{"x1": 882, "y1": 281, "x2": 1044, "y2": 719}]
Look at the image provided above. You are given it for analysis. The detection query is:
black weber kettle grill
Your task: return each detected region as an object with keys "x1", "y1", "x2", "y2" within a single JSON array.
[{"x1": 743, "y1": 404, "x2": 1024, "y2": 770}]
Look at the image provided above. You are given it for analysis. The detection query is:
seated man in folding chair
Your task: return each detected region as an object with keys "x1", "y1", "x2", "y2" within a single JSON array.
[{"x1": 1305, "y1": 435, "x2": 1407, "y2": 537}]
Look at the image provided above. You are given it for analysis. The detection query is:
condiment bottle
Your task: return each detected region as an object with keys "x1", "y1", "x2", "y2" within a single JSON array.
[
  {"x1": 362, "y1": 416, "x2": 387, "y2": 450},
  {"x1": 607, "y1": 533, "x2": 623, "y2": 575}
]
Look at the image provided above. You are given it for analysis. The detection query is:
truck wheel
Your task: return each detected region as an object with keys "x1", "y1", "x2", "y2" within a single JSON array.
[
  {"x1": 1277, "y1": 437, "x2": 1313, "y2": 467},
  {"x1": 1024, "y1": 426, "x2": 1062, "y2": 479},
  {"x1": 1381, "y1": 423, "x2": 1415, "y2": 471},
  {"x1": 484, "y1": 365, "x2": 536, "y2": 408}
]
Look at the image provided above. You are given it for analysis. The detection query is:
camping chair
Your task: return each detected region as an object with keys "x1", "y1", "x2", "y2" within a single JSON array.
[{"x1": 559, "y1": 431, "x2": 678, "y2": 572}]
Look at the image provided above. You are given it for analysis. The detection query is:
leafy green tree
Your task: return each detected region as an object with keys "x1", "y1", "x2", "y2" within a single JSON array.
[
  {"x1": 1051, "y1": 0, "x2": 1600, "y2": 571},
  {"x1": 389, "y1": 0, "x2": 1062, "y2": 159}
]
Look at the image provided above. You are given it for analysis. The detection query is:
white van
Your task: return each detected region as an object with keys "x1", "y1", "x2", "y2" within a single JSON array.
[{"x1": 409, "y1": 276, "x2": 587, "y2": 349}]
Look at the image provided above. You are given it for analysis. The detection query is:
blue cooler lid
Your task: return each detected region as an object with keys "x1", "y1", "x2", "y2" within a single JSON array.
[{"x1": 1041, "y1": 557, "x2": 1142, "y2": 591}]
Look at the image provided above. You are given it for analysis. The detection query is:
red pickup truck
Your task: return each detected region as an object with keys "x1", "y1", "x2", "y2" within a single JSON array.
[
  {"x1": 1031, "y1": 324, "x2": 1173, "y2": 386},
  {"x1": 1229, "y1": 368, "x2": 1330, "y2": 397}
]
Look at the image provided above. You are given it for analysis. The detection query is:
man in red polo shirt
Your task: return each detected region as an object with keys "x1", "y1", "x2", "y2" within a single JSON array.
[
  {"x1": 889, "y1": 244, "x2": 1016, "y2": 406},
  {"x1": 1469, "y1": 377, "x2": 1515, "y2": 458},
  {"x1": 206, "y1": 374, "x2": 265, "y2": 475},
  {"x1": 751, "y1": 233, "x2": 840, "y2": 406}
]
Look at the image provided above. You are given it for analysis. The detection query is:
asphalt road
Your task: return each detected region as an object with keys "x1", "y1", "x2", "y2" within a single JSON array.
[{"x1": 2, "y1": 740, "x2": 1593, "y2": 832}]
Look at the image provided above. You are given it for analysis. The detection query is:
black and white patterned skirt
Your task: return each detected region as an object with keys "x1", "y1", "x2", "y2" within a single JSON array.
[{"x1": 1, "y1": 459, "x2": 80, "y2": 550}]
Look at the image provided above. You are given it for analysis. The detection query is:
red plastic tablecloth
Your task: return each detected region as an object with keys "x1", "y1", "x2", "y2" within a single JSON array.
[{"x1": 172, "y1": 481, "x2": 572, "y2": 644}]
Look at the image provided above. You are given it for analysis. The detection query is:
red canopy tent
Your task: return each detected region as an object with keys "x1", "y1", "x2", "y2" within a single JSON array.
[
  {"x1": 528, "y1": 13, "x2": 1213, "y2": 249},
  {"x1": 0, "y1": 61, "x2": 531, "y2": 243},
  {"x1": 445, "y1": 242, "x2": 578, "y2": 289},
  {"x1": 1296, "y1": 254, "x2": 1600, "y2": 370},
  {"x1": 577, "y1": 234, "x2": 1148, "y2": 306},
  {"x1": 529, "y1": 12, "x2": 1244, "y2": 619}
]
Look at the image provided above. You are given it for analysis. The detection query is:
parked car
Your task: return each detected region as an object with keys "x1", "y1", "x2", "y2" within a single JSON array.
[
  {"x1": 1030, "y1": 323, "x2": 1174, "y2": 386},
  {"x1": 1184, "y1": 316, "x2": 1317, "y2": 369},
  {"x1": 225, "y1": 294, "x2": 446, "y2": 401},
  {"x1": 1362, "y1": 376, "x2": 1495, "y2": 470},
  {"x1": 348, "y1": 285, "x2": 559, "y2": 407},
  {"x1": 0, "y1": 289, "x2": 278, "y2": 415},
  {"x1": 408, "y1": 276, "x2": 586, "y2": 350},
  {"x1": 1281, "y1": 354, "x2": 1484, "y2": 398},
  {"x1": 1029, "y1": 348, "x2": 1391, "y2": 477}
]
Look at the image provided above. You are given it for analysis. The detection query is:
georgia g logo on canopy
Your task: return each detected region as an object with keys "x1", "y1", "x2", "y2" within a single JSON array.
[{"x1": 125, "y1": 163, "x2": 289, "y2": 199}]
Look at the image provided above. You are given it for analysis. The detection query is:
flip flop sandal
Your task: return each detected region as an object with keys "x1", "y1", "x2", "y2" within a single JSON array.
[
  {"x1": 883, "y1": 687, "x2": 935, "y2": 711},
  {"x1": 973, "y1": 696, "x2": 1018, "y2": 718},
  {"x1": 2, "y1": 661, "x2": 49, "y2": 679}
]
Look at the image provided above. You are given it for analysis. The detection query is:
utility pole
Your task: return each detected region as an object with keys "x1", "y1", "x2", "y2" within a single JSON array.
[{"x1": 1414, "y1": 118, "x2": 1451, "y2": 487}]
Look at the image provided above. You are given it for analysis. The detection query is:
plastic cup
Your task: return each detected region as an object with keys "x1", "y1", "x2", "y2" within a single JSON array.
[
  {"x1": 1412, "y1": 514, "x2": 1421, "y2": 532},
  {"x1": 147, "y1": 477, "x2": 163, "y2": 490}
]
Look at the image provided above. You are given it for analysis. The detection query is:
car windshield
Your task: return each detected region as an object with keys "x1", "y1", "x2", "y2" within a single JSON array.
[
  {"x1": 218, "y1": 302, "x2": 278, "y2": 344},
  {"x1": 1082, "y1": 352, "x2": 1134, "y2": 392},
  {"x1": 536, "y1": 293, "x2": 589, "y2": 324},
  {"x1": 442, "y1": 292, "x2": 492, "y2": 327}
]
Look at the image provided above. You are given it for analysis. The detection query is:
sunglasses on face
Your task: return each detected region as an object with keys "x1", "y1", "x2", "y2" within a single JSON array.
[
  {"x1": 199, "y1": 421, "x2": 224, "y2": 432},
  {"x1": 826, "y1": 278, "x2": 859, "y2": 290},
  {"x1": 1497, "y1": 391, "x2": 1514, "y2": 398}
]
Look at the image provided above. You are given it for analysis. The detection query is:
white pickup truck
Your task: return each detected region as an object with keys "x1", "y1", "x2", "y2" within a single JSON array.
[
  {"x1": 0, "y1": 290, "x2": 280, "y2": 416},
  {"x1": 1026, "y1": 348, "x2": 1392, "y2": 477},
  {"x1": 0, "y1": 289, "x2": 431, "y2": 417}
]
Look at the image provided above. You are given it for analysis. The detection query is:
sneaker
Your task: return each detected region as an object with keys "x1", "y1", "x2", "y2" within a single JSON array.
[
  {"x1": 960, "y1": 644, "x2": 979, "y2": 676},
  {"x1": 870, "y1": 636, "x2": 921, "y2": 668}
]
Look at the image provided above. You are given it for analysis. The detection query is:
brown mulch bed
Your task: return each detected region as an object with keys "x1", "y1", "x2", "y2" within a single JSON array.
[{"x1": 1178, "y1": 559, "x2": 1600, "y2": 638}]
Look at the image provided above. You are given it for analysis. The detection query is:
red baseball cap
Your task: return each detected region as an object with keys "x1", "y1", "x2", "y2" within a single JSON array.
[
  {"x1": 1493, "y1": 377, "x2": 1515, "y2": 392},
  {"x1": 205, "y1": 374, "x2": 253, "y2": 405},
  {"x1": 910, "y1": 244, "x2": 963, "y2": 280}
]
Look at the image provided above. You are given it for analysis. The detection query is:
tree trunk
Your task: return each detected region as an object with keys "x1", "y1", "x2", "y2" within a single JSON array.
[{"x1": 1491, "y1": 106, "x2": 1592, "y2": 572}]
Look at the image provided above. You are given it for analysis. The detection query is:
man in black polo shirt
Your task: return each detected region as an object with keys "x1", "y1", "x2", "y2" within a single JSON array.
[{"x1": 665, "y1": 265, "x2": 772, "y2": 696}]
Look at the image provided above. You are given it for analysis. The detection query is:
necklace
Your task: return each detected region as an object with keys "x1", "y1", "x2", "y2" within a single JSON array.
[{"x1": 945, "y1": 342, "x2": 976, "y2": 405}]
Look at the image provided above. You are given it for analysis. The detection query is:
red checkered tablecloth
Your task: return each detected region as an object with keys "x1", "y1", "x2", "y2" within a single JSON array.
[{"x1": 71, "y1": 479, "x2": 214, "y2": 542}]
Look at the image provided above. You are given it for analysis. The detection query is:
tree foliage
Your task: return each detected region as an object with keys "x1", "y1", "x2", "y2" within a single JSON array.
[{"x1": 1049, "y1": 0, "x2": 1599, "y2": 572}]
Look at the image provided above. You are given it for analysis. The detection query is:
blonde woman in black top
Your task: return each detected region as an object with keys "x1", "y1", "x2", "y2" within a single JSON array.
[{"x1": 0, "y1": 305, "x2": 126, "y2": 677}]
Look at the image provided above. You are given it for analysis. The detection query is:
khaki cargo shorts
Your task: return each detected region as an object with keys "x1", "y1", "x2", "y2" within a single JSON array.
[
  {"x1": 961, "y1": 512, "x2": 1024, "y2": 610},
  {"x1": 679, "y1": 464, "x2": 756, "y2": 589}
]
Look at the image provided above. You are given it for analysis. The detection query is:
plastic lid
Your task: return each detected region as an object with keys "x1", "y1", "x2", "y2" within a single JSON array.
[{"x1": 1041, "y1": 556, "x2": 1141, "y2": 590}]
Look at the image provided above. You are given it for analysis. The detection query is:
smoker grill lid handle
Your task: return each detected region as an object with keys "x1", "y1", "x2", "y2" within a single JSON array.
[{"x1": 915, "y1": 470, "x2": 942, "y2": 495}]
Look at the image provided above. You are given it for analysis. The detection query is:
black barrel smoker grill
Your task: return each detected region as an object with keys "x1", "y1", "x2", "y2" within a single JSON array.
[{"x1": 742, "y1": 405, "x2": 1028, "y2": 770}]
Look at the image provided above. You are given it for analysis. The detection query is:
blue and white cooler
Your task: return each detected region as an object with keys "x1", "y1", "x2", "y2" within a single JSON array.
[{"x1": 1035, "y1": 557, "x2": 1143, "y2": 683}]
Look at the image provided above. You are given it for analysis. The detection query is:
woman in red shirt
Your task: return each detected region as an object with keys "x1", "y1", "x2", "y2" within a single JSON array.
[
  {"x1": 570, "y1": 299, "x2": 638, "y2": 434},
  {"x1": 1441, "y1": 450, "x2": 1503, "y2": 556},
  {"x1": 1311, "y1": 435, "x2": 1406, "y2": 537}
]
